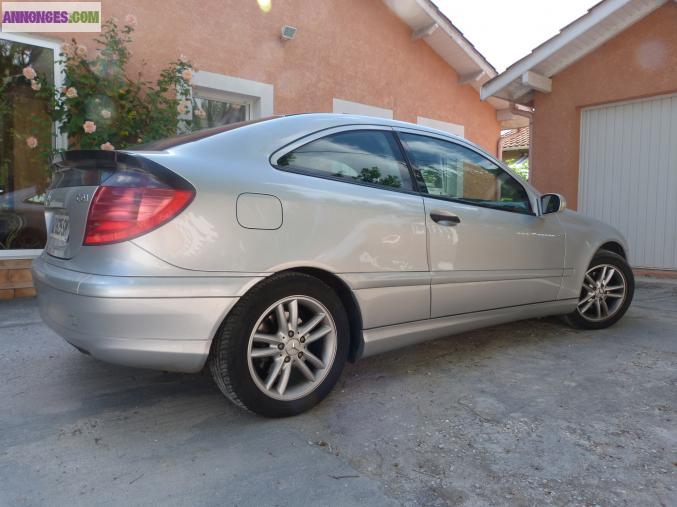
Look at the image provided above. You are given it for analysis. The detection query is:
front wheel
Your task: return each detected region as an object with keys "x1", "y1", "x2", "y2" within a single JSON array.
[
  {"x1": 564, "y1": 250, "x2": 634, "y2": 329},
  {"x1": 209, "y1": 272, "x2": 349, "y2": 417}
]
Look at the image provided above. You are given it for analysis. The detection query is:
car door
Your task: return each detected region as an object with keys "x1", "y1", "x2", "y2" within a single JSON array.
[{"x1": 398, "y1": 130, "x2": 565, "y2": 318}]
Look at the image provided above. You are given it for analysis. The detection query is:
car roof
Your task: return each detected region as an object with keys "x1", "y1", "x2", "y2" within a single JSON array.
[
  {"x1": 278, "y1": 113, "x2": 467, "y2": 143},
  {"x1": 129, "y1": 113, "x2": 468, "y2": 153}
]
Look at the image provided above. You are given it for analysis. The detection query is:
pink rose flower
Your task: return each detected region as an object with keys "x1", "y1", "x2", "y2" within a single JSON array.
[
  {"x1": 100, "y1": 142, "x2": 115, "y2": 151},
  {"x1": 125, "y1": 14, "x2": 137, "y2": 26},
  {"x1": 83, "y1": 121, "x2": 97, "y2": 134},
  {"x1": 22, "y1": 66, "x2": 36, "y2": 80},
  {"x1": 177, "y1": 102, "x2": 188, "y2": 114},
  {"x1": 101, "y1": 109, "x2": 111, "y2": 119},
  {"x1": 181, "y1": 68, "x2": 193, "y2": 81},
  {"x1": 66, "y1": 87, "x2": 78, "y2": 98},
  {"x1": 26, "y1": 136, "x2": 38, "y2": 149},
  {"x1": 194, "y1": 108, "x2": 206, "y2": 119},
  {"x1": 75, "y1": 44, "x2": 88, "y2": 58},
  {"x1": 31, "y1": 80, "x2": 41, "y2": 91},
  {"x1": 60, "y1": 42, "x2": 74, "y2": 58}
]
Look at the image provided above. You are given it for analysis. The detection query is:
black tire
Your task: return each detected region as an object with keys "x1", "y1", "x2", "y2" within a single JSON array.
[
  {"x1": 563, "y1": 250, "x2": 634, "y2": 330},
  {"x1": 209, "y1": 272, "x2": 349, "y2": 417}
]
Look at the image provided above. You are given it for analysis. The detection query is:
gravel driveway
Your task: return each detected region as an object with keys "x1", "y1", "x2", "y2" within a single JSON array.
[{"x1": 1, "y1": 279, "x2": 675, "y2": 506}]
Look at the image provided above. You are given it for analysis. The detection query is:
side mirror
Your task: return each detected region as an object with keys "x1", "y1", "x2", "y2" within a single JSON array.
[{"x1": 541, "y1": 193, "x2": 567, "y2": 214}]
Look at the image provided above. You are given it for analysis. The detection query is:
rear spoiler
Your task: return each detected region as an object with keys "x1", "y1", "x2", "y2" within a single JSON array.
[{"x1": 50, "y1": 150, "x2": 192, "y2": 191}]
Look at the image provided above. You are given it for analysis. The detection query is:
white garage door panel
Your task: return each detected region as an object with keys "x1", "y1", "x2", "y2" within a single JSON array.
[{"x1": 579, "y1": 94, "x2": 677, "y2": 270}]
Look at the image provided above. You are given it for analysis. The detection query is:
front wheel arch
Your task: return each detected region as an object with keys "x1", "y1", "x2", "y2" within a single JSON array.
[
  {"x1": 598, "y1": 241, "x2": 627, "y2": 260},
  {"x1": 563, "y1": 250, "x2": 634, "y2": 329}
]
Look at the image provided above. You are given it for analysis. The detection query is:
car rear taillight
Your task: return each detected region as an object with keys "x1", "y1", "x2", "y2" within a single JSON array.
[{"x1": 83, "y1": 173, "x2": 194, "y2": 246}]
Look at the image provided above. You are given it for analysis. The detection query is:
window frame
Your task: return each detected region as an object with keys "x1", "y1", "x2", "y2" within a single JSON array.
[
  {"x1": 190, "y1": 71, "x2": 273, "y2": 119},
  {"x1": 0, "y1": 33, "x2": 65, "y2": 258},
  {"x1": 394, "y1": 128, "x2": 537, "y2": 216},
  {"x1": 270, "y1": 125, "x2": 420, "y2": 196},
  {"x1": 192, "y1": 87, "x2": 253, "y2": 125}
]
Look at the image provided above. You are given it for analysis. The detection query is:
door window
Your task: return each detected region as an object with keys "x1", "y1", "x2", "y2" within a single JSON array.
[
  {"x1": 400, "y1": 133, "x2": 532, "y2": 214},
  {"x1": 276, "y1": 130, "x2": 413, "y2": 191}
]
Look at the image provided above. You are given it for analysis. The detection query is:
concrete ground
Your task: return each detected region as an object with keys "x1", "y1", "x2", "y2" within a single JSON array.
[{"x1": 1, "y1": 280, "x2": 675, "y2": 507}]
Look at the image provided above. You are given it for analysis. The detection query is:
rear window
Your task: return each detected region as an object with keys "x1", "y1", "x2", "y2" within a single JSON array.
[{"x1": 131, "y1": 117, "x2": 277, "y2": 151}]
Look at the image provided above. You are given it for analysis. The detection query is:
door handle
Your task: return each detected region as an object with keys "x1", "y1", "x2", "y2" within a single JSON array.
[{"x1": 429, "y1": 210, "x2": 461, "y2": 226}]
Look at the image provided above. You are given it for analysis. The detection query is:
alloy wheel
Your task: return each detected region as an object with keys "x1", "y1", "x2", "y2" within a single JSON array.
[
  {"x1": 577, "y1": 263, "x2": 627, "y2": 322},
  {"x1": 247, "y1": 295, "x2": 337, "y2": 401}
]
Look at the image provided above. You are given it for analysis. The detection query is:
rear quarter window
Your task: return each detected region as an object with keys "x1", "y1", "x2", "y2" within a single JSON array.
[{"x1": 275, "y1": 130, "x2": 413, "y2": 191}]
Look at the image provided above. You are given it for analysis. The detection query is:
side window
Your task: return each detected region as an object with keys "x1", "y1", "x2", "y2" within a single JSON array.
[
  {"x1": 276, "y1": 130, "x2": 413, "y2": 191},
  {"x1": 399, "y1": 133, "x2": 532, "y2": 214}
]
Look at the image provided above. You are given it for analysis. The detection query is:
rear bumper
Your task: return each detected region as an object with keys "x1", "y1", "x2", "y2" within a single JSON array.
[{"x1": 32, "y1": 255, "x2": 264, "y2": 372}]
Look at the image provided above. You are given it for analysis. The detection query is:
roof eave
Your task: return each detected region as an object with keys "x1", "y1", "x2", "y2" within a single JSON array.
[
  {"x1": 383, "y1": 0, "x2": 499, "y2": 100},
  {"x1": 480, "y1": 0, "x2": 669, "y2": 103}
]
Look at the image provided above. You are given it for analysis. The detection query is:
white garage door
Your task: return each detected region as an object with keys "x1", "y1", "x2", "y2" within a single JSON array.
[{"x1": 579, "y1": 93, "x2": 677, "y2": 270}]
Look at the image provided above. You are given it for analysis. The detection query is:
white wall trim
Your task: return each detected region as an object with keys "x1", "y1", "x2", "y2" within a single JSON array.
[
  {"x1": 332, "y1": 98, "x2": 393, "y2": 119},
  {"x1": 416, "y1": 116, "x2": 465, "y2": 138},
  {"x1": 0, "y1": 249, "x2": 42, "y2": 260},
  {"x1": 191, "y1": 71, "x2": 274, "y2": 118},
  {"x1": 581, "y1": 90, "x2": 677, "y2": 112}
]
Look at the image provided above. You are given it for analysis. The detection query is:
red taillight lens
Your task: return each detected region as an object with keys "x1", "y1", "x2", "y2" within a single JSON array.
[{"x1": 83, "y1": 186, "x2": 194, "y2": 245}]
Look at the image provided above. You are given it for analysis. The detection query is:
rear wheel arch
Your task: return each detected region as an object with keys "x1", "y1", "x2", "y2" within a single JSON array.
[
  {"x1": 280, "y1": 267, "x2": 364, "y2": 362},
  {"x1": 212, "y1": 267, "x2": 364, "y2": 363}
]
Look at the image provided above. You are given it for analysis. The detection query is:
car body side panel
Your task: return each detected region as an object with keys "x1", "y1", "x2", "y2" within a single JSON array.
[
  {"x1": 338, "y1": 271, "x2": 431, "y2": 329},
  {"x1": 131, "y1": 128, "x2": 428, "y2": 275},
  {"x1": 423, "y1": 197, "x2": 566, "y2": 318},
  {"x1": 556, "y1": 210, "x2": 630, "y2": 300}
]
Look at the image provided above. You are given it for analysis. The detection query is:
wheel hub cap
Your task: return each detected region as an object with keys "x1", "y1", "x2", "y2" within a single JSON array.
[{"x1": 285, "y1": 338, "x2": 301, "y2": 355}]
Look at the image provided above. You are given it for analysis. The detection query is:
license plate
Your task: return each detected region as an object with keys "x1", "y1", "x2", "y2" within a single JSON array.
[{"x1": 50, "y1": 214, "x2": 70, "y2": 244}]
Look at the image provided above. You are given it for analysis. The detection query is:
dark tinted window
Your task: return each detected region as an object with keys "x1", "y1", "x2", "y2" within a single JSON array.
[
  {"x1": 400, "y1": 133, "x2": 532, "y2": 214},
  {"x1": 277, "y1": 130, "x2": 413, "y2": 190}
]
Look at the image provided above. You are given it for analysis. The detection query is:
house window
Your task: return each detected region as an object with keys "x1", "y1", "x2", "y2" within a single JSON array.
[
  {"x1": 193, "y1": 88, "x2": 252, "y2": 129},
  {"x1": 189, "y1": 71, "x2": 273, "y2": 130},
  {"x1": 332, "y1": 98, "x2": 393, "y2": 119},
  {"x1": 416, "y1": 116, "x2": 465, "y2": 138},
  {"x1": 0, "y1": 34, "x2": 63, "y2": 254}
]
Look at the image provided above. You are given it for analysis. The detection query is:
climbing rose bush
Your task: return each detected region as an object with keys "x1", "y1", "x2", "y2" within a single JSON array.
[{"x1": 20, "y1": 16, "x2": 197, "y2": 157}]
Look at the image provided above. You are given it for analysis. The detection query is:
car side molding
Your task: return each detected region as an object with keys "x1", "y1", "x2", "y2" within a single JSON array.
[{"x1": 360, "y1": 299, "x2": 578, "y2": 358}]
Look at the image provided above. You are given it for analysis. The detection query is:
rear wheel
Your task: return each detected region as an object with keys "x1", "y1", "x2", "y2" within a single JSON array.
[
  {"x1": 209, "y1": 272, "x2": 349, "y2": 417},
  {"x1": 564, "y1": 250, "x2": 634, "y2": 329}
]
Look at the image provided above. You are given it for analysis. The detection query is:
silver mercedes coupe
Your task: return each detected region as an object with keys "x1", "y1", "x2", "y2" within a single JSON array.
[{"x1": 33, "y1": 114, "x2": 634, "y2": 417}]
